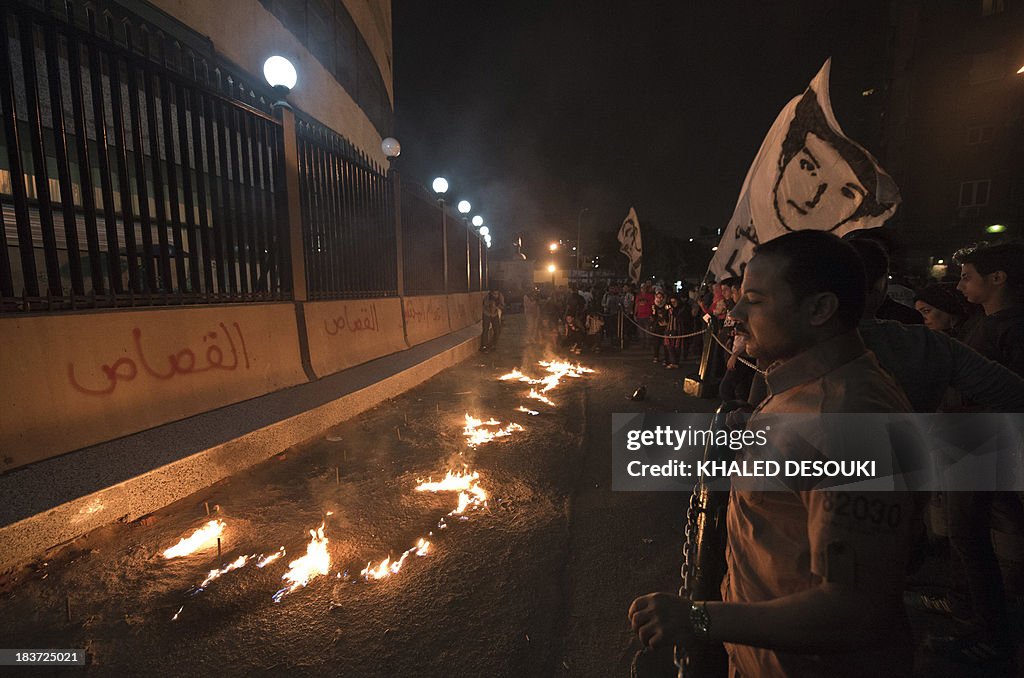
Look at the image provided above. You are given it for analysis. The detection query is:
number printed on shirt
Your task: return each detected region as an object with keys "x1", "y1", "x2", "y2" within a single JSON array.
[{"x1": 821, "y1": 491, "x2": 902, "y2": 530}]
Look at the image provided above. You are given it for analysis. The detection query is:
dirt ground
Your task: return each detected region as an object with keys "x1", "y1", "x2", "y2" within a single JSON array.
[{"x1": 0, "y1": 316, "x2": 716, "y2": 677}]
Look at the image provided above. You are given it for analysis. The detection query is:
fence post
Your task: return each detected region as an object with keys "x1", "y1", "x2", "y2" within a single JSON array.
[
  {"x1": 277, "y1": 105, "x2": 307, "y2": 302},
  {"x1": 389, "y1": 161, "x2": 404, "y2": 297}
]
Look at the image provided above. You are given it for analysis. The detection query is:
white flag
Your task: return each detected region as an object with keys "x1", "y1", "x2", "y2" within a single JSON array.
[
  {"x1": 618, "y1": 207, "x2": 642, "y2": 283},
  {"x1": 708, "y1": 59, "x2": 900, "y2": 281}
]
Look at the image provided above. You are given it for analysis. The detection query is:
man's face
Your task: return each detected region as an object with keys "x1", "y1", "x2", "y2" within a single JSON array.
[
  {"x1": 957, "y1": 263, "x2": 996, "y2": 306},
  {"x1": 774, "y1": 132, "x2": 866, "y2": 231},
  {"x1": 730, "y1": 254, "x2": 813, "y2": 363}
]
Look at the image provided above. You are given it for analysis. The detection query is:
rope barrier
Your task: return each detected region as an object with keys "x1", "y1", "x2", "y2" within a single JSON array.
[{"x1": 620, "y1": 311, "x2": 706, "y2": 340}]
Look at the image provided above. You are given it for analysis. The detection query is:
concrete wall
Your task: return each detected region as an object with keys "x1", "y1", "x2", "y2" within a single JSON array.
[
  {"x1": 0, "y1": 304, "x2": 306, "y2": 473},
  {"x1": 341, "y1": 0, "x2": 394, "y2": 103},
  {"x1": 304, "y1": 297, "x2": 407, "y2": 378},
  {"x1": 151, "y1": 0, "x2": 389, "y2": 166},
  {"x1": 448, "y1": 292, "x2": 484, "y2": 331},
  {"x1": 402, "y1": 295, "x2": 450, "y2": 346},
  {"x1": 1, "y1": 295, "x2": 480, "y2": 474}
]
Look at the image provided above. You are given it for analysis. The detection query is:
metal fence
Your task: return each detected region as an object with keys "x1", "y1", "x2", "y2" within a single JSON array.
[
  {"x1": 399, "y1": 183, "x2": 445, "y2": 295},
  {"x1": 296, "y1": 114, "x2": 396, "y2": 299},
  {"x1": 0, "y1": 1, "x2": 288, "y2": 312},
  {"x1": 0, "y1": 0, "x2": 486, "y2": 314}
]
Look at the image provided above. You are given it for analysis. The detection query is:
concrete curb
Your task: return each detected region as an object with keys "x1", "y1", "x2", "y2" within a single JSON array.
[{"x1": 0, "y1": 325, "x2": 480, "y2": 573}]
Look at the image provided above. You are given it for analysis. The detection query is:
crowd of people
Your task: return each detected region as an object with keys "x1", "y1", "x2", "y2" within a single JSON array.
[
  {"x1": 624, "y1": 234, "x2": 1024, "y2": 677},
  {"x1": 512, "y1": 280, "x2": 703, "y2": 363},
  {"x1": 478, "y1": 234, "x2": 1023, "y2": 674}
]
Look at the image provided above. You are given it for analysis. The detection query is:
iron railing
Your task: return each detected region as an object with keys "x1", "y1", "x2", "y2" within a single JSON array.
[
  {"x1": 296, "y1": 113, "x2": 396, "y2": 299},
  {"x1": 399, "y1": 183, "x2": 446, "y2": 295},
  {"x1": 0, "y1": 0, "x2": 289, "y2": 312},
  {"x1": 1, "y1": 0, "x2": 486, "y2": 314}
]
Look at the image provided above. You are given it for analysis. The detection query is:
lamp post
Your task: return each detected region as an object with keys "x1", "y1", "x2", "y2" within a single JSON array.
[
  {"x1": 381, "y1": 137, "x2": 402, "y2": 295},
  {"x1": 432, "y1": 177, "x2": 449, "y2": 294},
  {"x1": 264, "y1": 56, "x2": 305, "y2": 301},
  {"x1": 458, "y1": 200, "x2": 471, "y2": 291},
  {"x1": 548, "y1": 263, "x2": 556, "y2": 289},
  {"x1": 576, "y1": 207, "x2": 590, "y2": 271}
]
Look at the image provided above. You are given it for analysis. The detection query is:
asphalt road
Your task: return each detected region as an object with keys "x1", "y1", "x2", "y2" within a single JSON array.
[{"x1": 0, "y1": 316, "x2": 716, "y2": 677}]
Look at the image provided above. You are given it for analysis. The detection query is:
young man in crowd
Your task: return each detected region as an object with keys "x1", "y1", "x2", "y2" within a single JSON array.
[
  {"x1": 850, "y1": 238, "x2": 1024, "y2": 414},
  {"x1": 921, "y1": 241, "x2": 1024, "y2": 668},
  {"x1": 629, "y1": 231, "x2": 918, "y2": 677},
  {"x1": 634, "y1": 282, "x2": 656, "y2": 348},
  {"x1": 479, "y1": 288, "x2": 505, "y2": 352}
]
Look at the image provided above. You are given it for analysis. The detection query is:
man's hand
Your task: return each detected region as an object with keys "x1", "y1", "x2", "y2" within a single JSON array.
[{"x1": 628, "y1": 593, "x2": 693, "y2": 649}]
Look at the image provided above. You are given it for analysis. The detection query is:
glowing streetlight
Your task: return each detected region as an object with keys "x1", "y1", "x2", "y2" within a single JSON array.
[
  {"x1": 986, "y1": 223, "x2": 1007, "y2": 234},
  {"x1": 478, "y1": 225, "x2": 489, "y2": 237},
  {"x1": 432, "y1": 177, "x2": 449, "y2": 195},
  {"x1": 457, "y1": 200, "x2": 471, "y2": 214},
  {"x1": 549, "y1": 242, "x2": 558, "y2": 252},
  {"x1": 472, "y1": 216, "x2": 484, "y2": 228},
  {"x1": 547, "y1": 263, "x2": 556, "y2": 273},
  {"x1": 263, "y1": 56, "x2": 297, "y2": 92},
  {"x1": 484, "y1": 234, "x2": 492, "y2": 248},
  {"x1": 547, "y1": 262, "x2": 556, "y2": 287},
  {"x1": 381, "y1": 137, "x2": 401, "y2": 158}
]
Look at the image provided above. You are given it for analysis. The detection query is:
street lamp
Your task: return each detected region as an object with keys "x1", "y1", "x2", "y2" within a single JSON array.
[
  {"x1": 548, "y1": 263, "x2": 556, "y2": 288},
  {"x1": 433, "y1": 178, "x2": 449, "y2": 293},
  {"x1": 549, "y1": 242, "x2": 558, "y2": 252},
  {"x1": 264, "y1": 56, "x2": 297, "y2": 96},
  {"x1": 484, "y1": 234, "x2": 492, "y2": 247},
  {"x1": 381, "y1": 137, "x2": 401, "y2": 159},
  {"x1": 473, "y1": 216, "x2": 484, "y2": 228},
  {"x1": 457, "y1": 200, "x2": 471, "y2": 214}
]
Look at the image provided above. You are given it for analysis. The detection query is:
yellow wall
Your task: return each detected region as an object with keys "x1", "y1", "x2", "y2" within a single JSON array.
[
  {"x1": 0, "y1": 304, "x2": 306, "y2": 472},
  {"x1": 304, "y1": 297, "x2": 407, "y2": 378},
  {"x1": 403, "y1": 295, "x2": 450, "y2": 346}
]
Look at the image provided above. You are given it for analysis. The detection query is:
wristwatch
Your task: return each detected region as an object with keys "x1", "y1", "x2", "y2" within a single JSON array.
[{"x1": 689, "y1": 600, "x2": 711, "y2": 641}]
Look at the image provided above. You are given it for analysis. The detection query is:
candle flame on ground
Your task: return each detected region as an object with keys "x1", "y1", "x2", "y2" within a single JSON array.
[
  {"x1": 199, "y1": 554, "x2": 251, "y2": 588},
  {"x1": 273, "y1": 523, "x2": 330, "y2": 602},
  {"x1": 162, "y1": 519, "x2": 226, "y2": 558},
  {"x1": 463, "y1": 413, "x2": 524, "y2": 447},
  {"x1": 527, "y1": 389, "x2": 555, "y2": 407},
  {"x1": 257, "y1": 547, "x2": 286, "y2": 568},
  {"x1": 360, "y1": 539, "x2": 431, "y2": 581}
]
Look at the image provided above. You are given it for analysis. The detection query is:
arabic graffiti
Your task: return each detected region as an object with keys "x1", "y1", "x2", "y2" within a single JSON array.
[
  {"x1": 68, "y1": 322, "x2": 252, "y2": 396},
  {"x1": 405, "y1": 298, "x2": 445, "y2": 325},
  {"x1": 324, "y1": 303, "x2": 380, "y2": 336}
]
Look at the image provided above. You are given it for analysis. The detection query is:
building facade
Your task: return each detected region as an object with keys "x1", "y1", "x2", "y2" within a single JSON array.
[{"x1": 884, "y1": 0, "x2": 1024, "y2": 274}]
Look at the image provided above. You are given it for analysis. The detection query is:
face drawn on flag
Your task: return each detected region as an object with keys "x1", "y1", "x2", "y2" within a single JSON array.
[
  {"x1": 618, "y1": 207, "x2": 642, "y2": 283},
  {"x1": 708, "y1": 60, "x2": 900, "y2": 281}
]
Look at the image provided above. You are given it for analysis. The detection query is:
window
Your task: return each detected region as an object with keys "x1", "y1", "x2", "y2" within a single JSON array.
[
  {"x1": 959, "y1": 180, "x2": 991, "y2": 207},
  {"x1": 967, "y1": 125, "x2": 996, "y2": 144},
  {"x1": 982, "y1": 0, "x2": 1006, "y2": 16}
]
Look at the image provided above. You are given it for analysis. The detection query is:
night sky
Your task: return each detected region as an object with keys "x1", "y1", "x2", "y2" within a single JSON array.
[{"x1": 393, "y1": 1, "x2": 891, "y2": 259}]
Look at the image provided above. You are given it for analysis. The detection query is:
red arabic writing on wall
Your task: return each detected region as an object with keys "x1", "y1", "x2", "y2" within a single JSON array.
[
  {"x1": 68, "y1": 322, "x2": 251, "y2": 396},
  {"x1": 404, "y1": 298, "x2": 444, "y2": 324},
  {"x1": 324, "y1": 303, "x2": 380, "y2": 336}
]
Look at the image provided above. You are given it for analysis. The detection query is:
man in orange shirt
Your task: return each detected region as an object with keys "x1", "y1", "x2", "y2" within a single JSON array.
[{"x1": 630, "y1": 231, "x2": 916, "y2": 677}]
